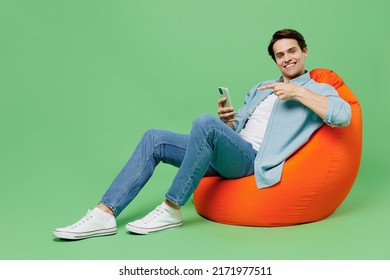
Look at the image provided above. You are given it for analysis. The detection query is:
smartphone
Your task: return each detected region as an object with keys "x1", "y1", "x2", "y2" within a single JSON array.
[{"x1": 218, "y1": 87, "x2": 233, "y2": 108}]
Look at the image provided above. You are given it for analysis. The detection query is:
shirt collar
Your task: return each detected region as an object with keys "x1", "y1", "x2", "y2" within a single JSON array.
[{"x1": 278, "y1": 70, "x2": 310, "y2": 86}]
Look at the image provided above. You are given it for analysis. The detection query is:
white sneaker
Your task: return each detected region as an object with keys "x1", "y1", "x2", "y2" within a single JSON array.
[
  {"x1": 53, "y1": 207, "x2": 117, "y2": 240},
  {"x1": 126, "y1": 202, "x2": 183, "y2": 234}
]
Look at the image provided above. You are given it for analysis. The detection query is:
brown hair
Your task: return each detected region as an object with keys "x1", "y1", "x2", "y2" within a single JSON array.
[{"x1": 267, "y1": 29, "x2": 307, "y2": 61}]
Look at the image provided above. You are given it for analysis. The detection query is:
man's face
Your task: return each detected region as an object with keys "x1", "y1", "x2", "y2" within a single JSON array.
[{"x1": 273, "y1": 38, "x2": 307, "y2": 82}]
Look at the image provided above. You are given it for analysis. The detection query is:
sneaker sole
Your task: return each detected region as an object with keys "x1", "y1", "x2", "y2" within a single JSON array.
[
  {"x1": 53, "y1": 227, "x2": 117, "y2": 240},
  {"x1": 125, "y1": 222, "x2": 183, "y2": 235}
]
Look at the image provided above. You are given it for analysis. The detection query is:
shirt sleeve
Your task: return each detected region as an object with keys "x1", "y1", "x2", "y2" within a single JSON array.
[{"x1": 325, "y1": 95, "x2": 352, "y2": 127}]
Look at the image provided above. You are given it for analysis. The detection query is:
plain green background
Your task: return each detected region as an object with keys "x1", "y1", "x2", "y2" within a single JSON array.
[{"x1": 1, "y1": 0, "x2": 389, "y2": 260}]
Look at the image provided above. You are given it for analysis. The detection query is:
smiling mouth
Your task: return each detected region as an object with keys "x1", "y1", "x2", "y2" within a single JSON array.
[{"x1": 284, "y1": 62, "x2": 295, "y2": 69}]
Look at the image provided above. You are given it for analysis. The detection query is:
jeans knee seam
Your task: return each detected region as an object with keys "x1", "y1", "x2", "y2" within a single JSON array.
[
  {"x1": 177, "y1": 126, "x2": 236, "y2": 203},
  {"x1": 181, "y1": 126, "x2": 254, "y2": 193},
  {"x1": 176, "y1": 127, "x2": 212, "y2": 203},
  {"x1": 212, "y1": 127, "x2": 255, "y2": 161},
  {"x1": 109, "y1": 151, "x2": 156, "y2": 212}
]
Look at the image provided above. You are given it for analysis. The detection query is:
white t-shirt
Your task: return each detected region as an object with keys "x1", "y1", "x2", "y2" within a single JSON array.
[{"x1": 239, "y1": 94, "x2": 277, "y2": 151}]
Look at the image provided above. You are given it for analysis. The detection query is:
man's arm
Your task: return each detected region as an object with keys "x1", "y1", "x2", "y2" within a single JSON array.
[
  {"x1": 258, "y1": 83, "x2": 350, "y2": 127},
  {"x1": 259, "y1": 82, "x2": 329, "y2": 120}
]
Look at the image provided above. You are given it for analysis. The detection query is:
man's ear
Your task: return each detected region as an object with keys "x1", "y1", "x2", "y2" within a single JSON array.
[{"x1": 303, "y1": 47, "x2": 308, "y2": 56}]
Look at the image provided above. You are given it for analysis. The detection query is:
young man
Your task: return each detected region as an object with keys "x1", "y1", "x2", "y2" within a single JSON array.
[{"x1": 53, "y1": 29, "x2": 351, "y2": 239}]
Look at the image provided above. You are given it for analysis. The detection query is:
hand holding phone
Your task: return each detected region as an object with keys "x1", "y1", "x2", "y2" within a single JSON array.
[{"x1": 218, "y1": 87, "x2": 236, "y2": 123}]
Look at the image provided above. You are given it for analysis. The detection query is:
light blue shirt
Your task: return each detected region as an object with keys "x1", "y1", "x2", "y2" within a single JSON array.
[{"x1": 233, "y1": 71, "x2": 351, "y2": 188}]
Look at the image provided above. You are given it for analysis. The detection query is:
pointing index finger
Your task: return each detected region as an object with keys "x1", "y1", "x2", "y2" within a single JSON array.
[{"x1": 258, "y1": 83, "x2": 276, "y2": 90}]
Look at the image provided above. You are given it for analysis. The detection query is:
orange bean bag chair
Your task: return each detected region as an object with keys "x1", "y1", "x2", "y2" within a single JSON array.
[{"x1": 193, "y1": 68, "x2": 362, "y2": 226}]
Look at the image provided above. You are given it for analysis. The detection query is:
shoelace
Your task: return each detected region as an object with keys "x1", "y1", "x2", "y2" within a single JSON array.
[
  {"x1": 70, "y1": 210, "x2": 93, "y2": 229},
  {"x1": 140, "y1": 206, "x2": 165, "y2": 224}
]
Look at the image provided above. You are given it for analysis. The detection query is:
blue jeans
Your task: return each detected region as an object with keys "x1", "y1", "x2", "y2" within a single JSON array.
[{"x1": 100, "y1": 114, "x2": 257, "y2": 217}]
